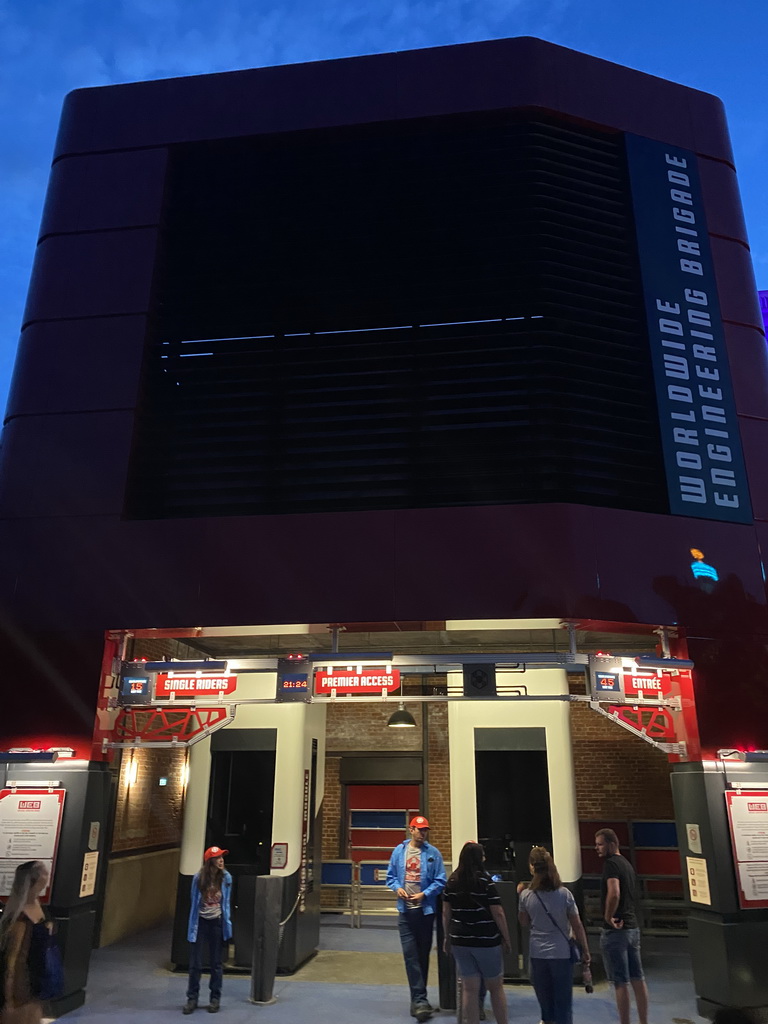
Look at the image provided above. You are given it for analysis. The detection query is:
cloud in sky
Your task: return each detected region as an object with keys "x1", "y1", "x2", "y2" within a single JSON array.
[{"x1": 0, "y1": 0, "x2": 766, "y2": 414}]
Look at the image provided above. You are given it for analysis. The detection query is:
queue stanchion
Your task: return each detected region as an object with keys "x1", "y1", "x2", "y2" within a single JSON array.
[{"x1": 249, "y1": 875, "x2": 284, "y2": 1005}]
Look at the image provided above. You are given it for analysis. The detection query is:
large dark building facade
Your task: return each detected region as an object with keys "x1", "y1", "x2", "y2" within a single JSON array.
[{"x1": 1, "y1": 37, "x2": 767, "y2": 1015}]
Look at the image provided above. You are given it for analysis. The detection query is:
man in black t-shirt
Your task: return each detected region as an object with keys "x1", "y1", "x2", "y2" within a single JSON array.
[{"x1": 595, "y1": 828, "x2": 649, "y2": 1024}]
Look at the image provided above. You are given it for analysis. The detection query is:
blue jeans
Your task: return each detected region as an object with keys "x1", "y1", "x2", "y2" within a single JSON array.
[
  {"x1": 600, "y1": 927, "x2": 644, "y2": 985},
  {"x1": 398, "y1": 910, "x2": 434, "y2": 1005},
  {"x1": 529, "y1": 957, "x2": 573, "y2": 1024},
  {"x1": 187, "y1": 916, "x2": 224, "y2": 1001}
]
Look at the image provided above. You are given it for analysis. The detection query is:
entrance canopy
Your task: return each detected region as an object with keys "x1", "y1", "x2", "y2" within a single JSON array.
[{"x1": 93, "y1": 618, "x2": 699, "y2": 762}]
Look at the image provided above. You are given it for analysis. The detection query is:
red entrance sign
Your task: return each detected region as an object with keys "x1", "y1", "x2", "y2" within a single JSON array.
[
  {"x1": 609, "y1": 668, "x2": 694, "y2": 752},
  {"x1": 314, "y1": 668, "x2": 401, "y2": 695},
  {"x1": 156, "y1": 674, "x2": 237, "y2": 699},
  {"x1": 623, "y1": 669, "x2": 674, "y2": 698}
]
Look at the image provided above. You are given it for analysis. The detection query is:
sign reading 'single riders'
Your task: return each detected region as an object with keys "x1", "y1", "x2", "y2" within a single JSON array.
[
  {"x1": 626, "y1": 134, "x2": 751, "y2": 524},
  {"x1": 155, "y1": 674, "x2": 237, "y2": 699}
]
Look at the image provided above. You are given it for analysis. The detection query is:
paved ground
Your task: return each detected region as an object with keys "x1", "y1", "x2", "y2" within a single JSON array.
[{"x1": 59, "y1": 916, "x2": 706, "y2": 1024}]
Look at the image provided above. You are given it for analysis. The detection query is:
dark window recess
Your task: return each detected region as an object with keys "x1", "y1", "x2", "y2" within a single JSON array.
[{"x1": 126, "y1": 114, "x2": 667, "y2": 519}]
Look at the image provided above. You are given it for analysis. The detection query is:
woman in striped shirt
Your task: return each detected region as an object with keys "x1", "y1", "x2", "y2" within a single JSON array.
[{"x1": 442, "y1": 842, "x2": 511, "y2": 1024}]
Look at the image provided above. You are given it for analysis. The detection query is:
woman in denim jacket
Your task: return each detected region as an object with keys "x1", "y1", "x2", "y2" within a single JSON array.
[{"x1": 183, "y1": 846, "x2": 232, "y2": 1015}]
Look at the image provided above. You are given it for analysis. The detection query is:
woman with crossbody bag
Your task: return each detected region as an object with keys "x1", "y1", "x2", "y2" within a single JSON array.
[{"x1": 518, "y1": 847, "x2": 590, "y2": 1024}]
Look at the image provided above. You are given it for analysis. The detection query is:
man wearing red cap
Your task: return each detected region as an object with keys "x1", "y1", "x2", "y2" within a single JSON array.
[{"x1": 387, "y1": 815, "x2": 447, "y2": 1022}]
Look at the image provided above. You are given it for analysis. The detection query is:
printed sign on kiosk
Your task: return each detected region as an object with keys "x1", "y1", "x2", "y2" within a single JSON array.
[
  {"x1": 725, "y1": 790, "x2": 768, "y2": 908},
  {"x1": 0, "y1": 788, "x2": 66, "y2": 902}
]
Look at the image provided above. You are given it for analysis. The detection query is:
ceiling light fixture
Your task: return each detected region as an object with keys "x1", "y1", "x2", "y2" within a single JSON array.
[{"x1": 387, "y1": 702, "x2": 416, "y2": 728}]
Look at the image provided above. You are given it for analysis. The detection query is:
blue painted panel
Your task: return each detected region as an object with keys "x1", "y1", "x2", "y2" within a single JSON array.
[
  {"x1": 321, "y1": 862, "x2": 354, "y2": 885},
  {"x1": 359, "y1": 862, "x2": 390, "y2": 885},
  {"x1": 632, "y1": 821, "x2": 678, "y2": 848}
]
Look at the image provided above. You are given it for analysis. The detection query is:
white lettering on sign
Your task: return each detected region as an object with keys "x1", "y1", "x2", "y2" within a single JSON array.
[
  {"x1": 155, "y1": 674, "x2": 237, "y2": 698},
  {"x1": 633, "y1": 677, "x2": 661, "y2": 690},
  {"x1": 656, "y1": 284, "x2": 737, "y2": 508},
  {"x1": 320, "y1": 675, "x2": 393, "y2": 687},
  {"x1": 18, "y1": 801, "x2": 41, "y2": 810},
  {"x1": 642, "y1": 154, "x2": 741, "y2": 512},
  {"x1": 163, "y1": 677, "x2": 228, "y2": 690}
]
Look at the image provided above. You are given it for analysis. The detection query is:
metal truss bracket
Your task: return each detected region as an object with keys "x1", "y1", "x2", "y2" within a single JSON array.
[
  {"x1": 105, "y1": 705, "x2": 236, "y2": 749},
  {"x1": 658, "y1": 741, "x2": 687, "y2": 757},
  {"x1": 588, "y1": 700, "x2": 681, "y2": 756}
]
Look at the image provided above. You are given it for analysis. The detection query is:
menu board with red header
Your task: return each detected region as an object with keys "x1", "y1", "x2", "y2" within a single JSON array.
[
  {"x1": 725, "y1": 790, "x2": 768, "y2": 908},
  {"x1": 314, "y1": 667, "x2": 401, "y2": 695},
  {"x1": 0, "y1": 789, "x2": 66, "y2": 902},
  {"x1": 155, "y1": 674, "x2": 237, "y2": 699}
]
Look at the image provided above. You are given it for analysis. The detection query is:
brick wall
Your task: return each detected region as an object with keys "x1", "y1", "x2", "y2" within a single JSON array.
[
  {"x1": 325, "y1": 701, "x2": 424, "y2": 751},
  {"x1": 569, "y1": 678, "x2": 675, "y2": 820},
  {"x1": 110, "y1": 637, "x2": 207, "y2": 854},
  {"x1": 322, "y1": 697, "x2": 451, "y2": 861},
  {"x1": 111, "y1": 747, "x2": 186, "y2": 853},
  {"x1": 425, "y1": 703, "x2": 451, "y2": 857},
  {"x1": 322, "y1": 756, "x2": 342, "y2": 858},
  {"x1": 321, "y1": 685, "x2": 673, "y2": 864}
]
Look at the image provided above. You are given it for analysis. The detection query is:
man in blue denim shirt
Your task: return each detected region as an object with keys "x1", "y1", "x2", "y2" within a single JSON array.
[
  {"x1": 596, "y1": 828, "x2": 649, "y2": 1024},
  {"x1": 387, "y1": 815, "x2": 447, "y2": 1022}
]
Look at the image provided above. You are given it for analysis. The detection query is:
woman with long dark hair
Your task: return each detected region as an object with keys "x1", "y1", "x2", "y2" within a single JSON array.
[
  {"x1": 518, "y1": 846, "x2": 590, "y2": 1024},
  {"x1": 184, "y1": 846, "x2": 232, "y2": 1015},
  {"x1": 0, "y1": 860, "x2": 51, "y2": 1024},
  {"x1": 442, "y1": 842, "x2": 511, "y2": 1024}
]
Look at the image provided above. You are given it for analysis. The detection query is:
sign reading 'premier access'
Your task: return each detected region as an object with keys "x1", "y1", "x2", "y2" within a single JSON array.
[
  {"x1": 314, "y1": 669, "x2": 401, "y2": 695},
  {"x1": 155, "y1": 674, "x2": 237, "y2": 699}
]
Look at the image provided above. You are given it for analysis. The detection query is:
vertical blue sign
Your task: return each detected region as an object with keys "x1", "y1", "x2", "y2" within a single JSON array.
[{"x1": 625, "y1": 134, "x2": 752, "y2": 524}]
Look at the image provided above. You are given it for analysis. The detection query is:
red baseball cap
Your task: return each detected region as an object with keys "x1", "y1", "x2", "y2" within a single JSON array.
[
  {"x1": 410, "y1": 815, "x2": 430, "y2": 829},
  {"x1": 204, "y1": 846, "x2": 229, "y2": 861}
]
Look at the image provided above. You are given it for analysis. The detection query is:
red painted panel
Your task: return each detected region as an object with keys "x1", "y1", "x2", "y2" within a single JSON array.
[
  {"x1": 722, "y1": 323, "x2": 768, "y2": 420},
  {"x1": 710, "y1": 236, "x2": 763, "y2": 330},
  {"x1": 579, "y1": 821, "x2": 630, "y2": 847},
  {"x1": 580, "y1": 849, "x2": 603, "y2": 875},
  {"x1": 634, "y1": 849, "x2": 682, "y2": 876},
  {"x1": 347, "y1": 785, "x2": 420, "y2": 810},
  {"x1": 350, "y1": 848, "x2": 393, "y2": 864},
  {"x1": 645, "y1": 878, "x2": 683, "y2": 895},
  {"x1": 52, "y1": 38, "x2": 731, "y2": 165},
  {"x1": 40, "y1": 149, "x2": 167, "y2": 237},
  {"x1": 350, "y1": 829, "x2": 407, "y2": 847},
  {"x1": 697, "y1": 159, "x2": 750, "y2": 245},
  {"x1": 738, "y1": 418, "x2": 768, "y2": 521}
]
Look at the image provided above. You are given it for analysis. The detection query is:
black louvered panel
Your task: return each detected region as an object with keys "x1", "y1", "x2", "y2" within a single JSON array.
[{"x1": 125, "y1": 114, "x2": 667, "y2": 519}]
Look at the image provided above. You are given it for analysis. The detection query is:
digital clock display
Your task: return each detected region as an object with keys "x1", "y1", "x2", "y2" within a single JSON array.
[{"x1": 276, "y1": 662, "x2": 311, "y2": 702}]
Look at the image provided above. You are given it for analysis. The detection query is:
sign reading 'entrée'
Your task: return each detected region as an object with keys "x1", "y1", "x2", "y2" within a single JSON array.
[
  {"x1": 155, "y1": 674, "x2": 237, "y2": 698},
  {"x1": 314, "y1": 669, "x2": 401, "y2": 695}
]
